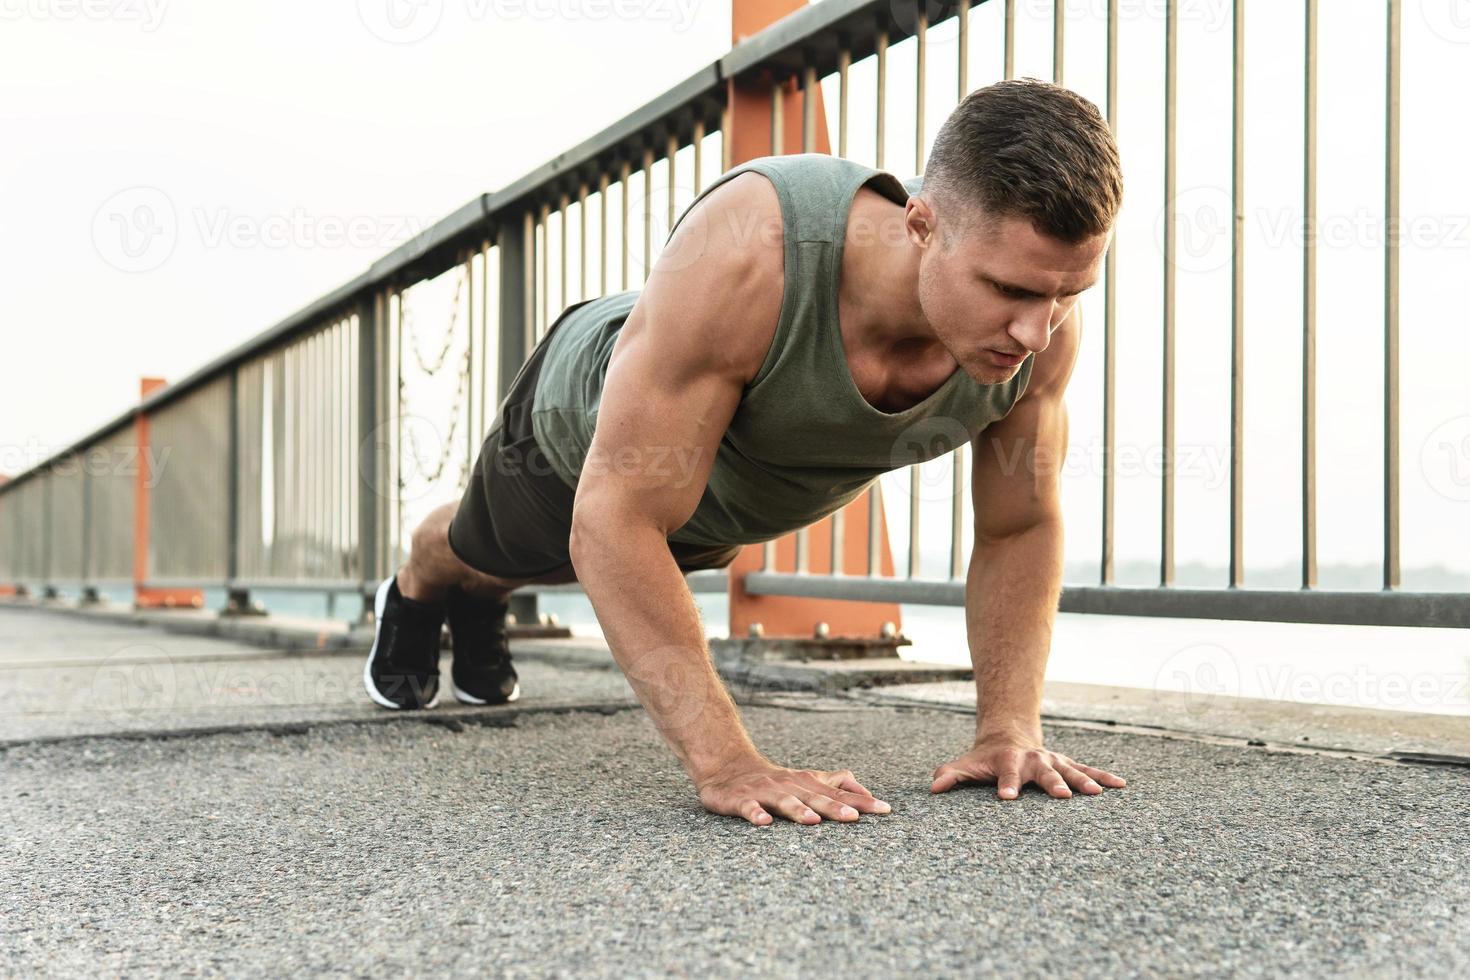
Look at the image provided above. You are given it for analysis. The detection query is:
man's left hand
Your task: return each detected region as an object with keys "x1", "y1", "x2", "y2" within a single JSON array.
[{"x1": 930, "y1": 734, "x2": 1127, "y2": 800}]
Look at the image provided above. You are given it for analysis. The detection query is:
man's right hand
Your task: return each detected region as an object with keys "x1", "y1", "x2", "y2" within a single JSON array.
[{"x1": 695, "y1": 759, "x2": 893, "y2": 826}]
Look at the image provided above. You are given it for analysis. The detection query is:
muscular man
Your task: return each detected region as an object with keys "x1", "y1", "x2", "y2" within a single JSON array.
[{"x1": 364, "y1": 78, "x2": 1127, "y2": 825}]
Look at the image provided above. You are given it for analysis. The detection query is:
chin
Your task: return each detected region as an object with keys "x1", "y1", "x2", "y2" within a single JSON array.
[{"x1": 964, "y1": 360, "x2": 1019, "y2": 385}]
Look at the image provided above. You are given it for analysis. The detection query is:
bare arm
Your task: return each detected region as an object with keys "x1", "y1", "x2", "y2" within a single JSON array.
[
  {"x1": 931, "y1": 305, "x2": 1127, "y2": 800},
  {"x1": 568, "y1": 174, "x2": 890, "y2": 826}
]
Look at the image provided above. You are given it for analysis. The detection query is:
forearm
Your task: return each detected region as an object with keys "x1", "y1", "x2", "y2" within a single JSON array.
[
  {"x1": 965, "y1": 519, "x2": 1065, "y2": 742},
  {"x1": 570, "y1": 523, "x2": 763, "y2": 782}
]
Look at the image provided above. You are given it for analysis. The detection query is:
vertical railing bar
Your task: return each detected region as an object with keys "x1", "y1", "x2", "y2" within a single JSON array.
[
  {"x1": 831, "y1": 506, "x2": 846, "y2": 577},
  {"x1": 868, "y1": 486, "x2": 880, "y2": 577},
  {"x1": 539, "y1": 201, "x2": 551, "y2": 340},
  {"x1": 599, "y1": 172, "x2": 610, "y2": 296},
  {"x1": 227, "y1": 367, "x2": 240, "y2": 589},
  {"x1": 721, "y1": 102, "x2": 732, "y2": 174},
  {"x1": 1302, "y1": 0, "x2": 1318, "y2": 590},
  {"x1": 620, "y1": 159, "x2": 631, "y2": 291},
  {"x1": 802, "y1": 59, "x2": 816, "y2": 153},
  {"x1": 1053, "y1": 0, "x2": 1064, "y2": 85},
  {"x1": 908, "y1": 469, "x2": 920, "y2": 578},
  {"x1": 1004, "y1": 0, "x2": 1016, "y2": 80},
  {"x1": 312, "y1": 329, "x2": 322, "y2": 580},
  {"x1": 875, "y1": 27, "x2": 887, "y2": 169},
  {"x1": 318, "y1": 328, "x2": 328, "y2": 580},
  {"x1": 81, "y1": 446, "x2": 93, "y2": 589},
  {"x1": 560, "y1": 193, "x2": 569, "y2": 313},
  {"x1": 916, "y1": 6, "x2": 927, "y2": 172},
  {"x1": 1229, "y1": 0, "x2": 1246, "y2": 588},
  {"x1": 958, "y1": 2, "x2": 968, "y2": 98},
  {"x1": 763, "y1": 539, "x2": 776, "y2": 572},
  {"x1": 796, "y1": 526, "x2": 809, "y2": 574},
  {"x1": 770, "y1": 76, "x2": 783, "y2": 155},
  {"x1": 522, "y1": 210, "x2": 535, "y2": 375},
  {"x1": 838, "y1": 42, "x2": 851, "y2": 158},
  {"x1": 1383, "y1": 0, "x2": 1401, "y2": 591},
  {"x1": 578, "y1": 183, "x2": 588, "y2": 303},
  {"x1": 1162, "y1": 0, "x2": 1177, "y2": 587},
  {"x1": 464, "y1": 251, "x2": 475, "y2": 518},
  {"x1": 693, "y1": 120, "x2": 704, "y2": 194},
  {"x1": 642, "y1": 145, "x2": 654, "y2": 282},
  {"x1": 1101, "y1": 0, "x2": 1118, "y2": 585},
  {"x1": 667, "y1": 132, "x2": 678, "y2": 235},
  {"x1": 950, "y1": 444, "x2": 965, "y2": 579},
  {"x1": 392, "y1": 291, "x2": 403, "y2": 571},
  {"x1": 361, "y1": 303, "x2": 370, "y2": 578}
]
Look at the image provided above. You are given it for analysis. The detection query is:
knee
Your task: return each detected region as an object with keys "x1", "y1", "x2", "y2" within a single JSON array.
[{"x1": 410, "y1": 505, "x2": 455, "y2": 559}]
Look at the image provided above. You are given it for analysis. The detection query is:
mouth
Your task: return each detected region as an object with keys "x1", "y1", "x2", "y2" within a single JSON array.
[{"x1": 985, "y1": 349, "x2": 1028, "y2": 368}]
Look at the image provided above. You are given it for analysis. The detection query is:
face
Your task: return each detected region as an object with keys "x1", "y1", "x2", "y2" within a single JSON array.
[{"x1": 911, "y1": 200, "x2": 1110, "y2": 384}]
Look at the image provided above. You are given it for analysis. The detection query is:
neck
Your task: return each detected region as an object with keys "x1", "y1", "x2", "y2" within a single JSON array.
[{"x1": 841, "y1": 189, "x2": 945, "y2": 362}]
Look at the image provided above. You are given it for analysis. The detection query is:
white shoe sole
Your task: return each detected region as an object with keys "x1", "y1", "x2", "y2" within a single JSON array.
[
  {"x1": 451, "y1": 679, "x2": 521, "y2": 706},
  {"x1": 362, "y1": 575, "x2": 440, "y2": 710}
]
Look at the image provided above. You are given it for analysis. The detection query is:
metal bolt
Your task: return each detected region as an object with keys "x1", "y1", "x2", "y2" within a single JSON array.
[
  {"x1": 880, "y1": 621, "x2": 897, "y2": 639},
  {"x1": 814, "y1": 621, "x2": 830, "y2": 639},
  {"x1": 747, "y1": 622, "x2": 764, "y2": 638},
  {"x1": 546, "y1": 612, "x2": 560, "y2": 627}
]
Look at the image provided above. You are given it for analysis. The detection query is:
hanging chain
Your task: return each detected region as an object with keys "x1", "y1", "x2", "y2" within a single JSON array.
[
  {"x1": 402, "y1": 266, "x2": 467, "y2": 376},
  {"x1": 397, "y1": 263, "x2": 473, "y2": 493}
]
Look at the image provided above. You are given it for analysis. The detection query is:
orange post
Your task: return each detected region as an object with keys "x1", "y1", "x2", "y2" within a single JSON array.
[
  {"x1": 724, "y1": 0, "x2": 903, "y2": 641},
  {"x1": 133, "y1": 377, "x2": 203, "y2": 610}
]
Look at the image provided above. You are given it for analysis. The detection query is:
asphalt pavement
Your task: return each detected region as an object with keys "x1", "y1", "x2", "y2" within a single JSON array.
[{"x1": 2, "y1": 603, "x2": 1466, "y2": 978}]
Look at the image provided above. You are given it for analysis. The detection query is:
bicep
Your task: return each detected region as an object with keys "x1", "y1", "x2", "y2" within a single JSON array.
[
  {"x1": 570, "y1": 178, "x2": 782, "y2": 538},
  {"x1": 572, "y1": 309, "x2": 744, "y2": 537}
]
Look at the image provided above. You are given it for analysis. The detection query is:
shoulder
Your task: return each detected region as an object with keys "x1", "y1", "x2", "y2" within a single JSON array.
[{"x1": 635, "y1": 169, "x2": 785, "y2": 387}]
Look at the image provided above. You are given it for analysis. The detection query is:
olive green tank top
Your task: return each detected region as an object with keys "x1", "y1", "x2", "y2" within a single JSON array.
[{"x1": 530, "y1": 152, "x2": 1035, "y2": 548}]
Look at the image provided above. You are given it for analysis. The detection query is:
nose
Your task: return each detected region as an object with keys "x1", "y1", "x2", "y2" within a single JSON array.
[{"x1": 1007, "y1": 302, "x2": 1054, "y2": 355}]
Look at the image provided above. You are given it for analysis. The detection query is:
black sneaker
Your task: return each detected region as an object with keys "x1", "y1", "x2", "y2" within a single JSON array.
[
  {"x1": 446, "y1": 586, "x2": 521, "y2": 705},
  {"x1": 362, "y1": 574, "x2": 445, "y2": 710}
]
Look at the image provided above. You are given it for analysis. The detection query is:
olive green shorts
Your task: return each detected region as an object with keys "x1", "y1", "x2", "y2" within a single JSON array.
[{"x1": 446, "y1": 300, "x2": 742, "y2": 580}]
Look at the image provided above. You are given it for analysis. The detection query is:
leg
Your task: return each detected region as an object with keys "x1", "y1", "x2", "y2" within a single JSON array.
[{"x1": 396, "y1": 500, "x2": 579, "y2": 604}]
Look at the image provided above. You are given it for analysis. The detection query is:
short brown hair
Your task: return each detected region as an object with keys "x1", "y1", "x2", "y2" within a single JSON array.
[{"x1": 924, "y1": 77, "x2": 1122, "y2": 243}]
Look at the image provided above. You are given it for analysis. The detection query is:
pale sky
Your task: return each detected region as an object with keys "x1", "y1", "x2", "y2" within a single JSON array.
[{"x1": 2, "y1": 0, "x2": 1466, "y2": 584}]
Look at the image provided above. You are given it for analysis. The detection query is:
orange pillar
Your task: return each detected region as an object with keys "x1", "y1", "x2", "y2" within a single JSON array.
[
  {"x1": 133, "y1": 377, "x2": 204, "y2": 610},
  {"x1": 725, "y1": 0, "x2": 903, "y2": 641}
]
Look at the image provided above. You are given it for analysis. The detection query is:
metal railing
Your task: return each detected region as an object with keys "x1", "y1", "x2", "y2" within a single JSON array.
[{"x1": 1, "y1": 0, "x2": 1463, "y2": 629}]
